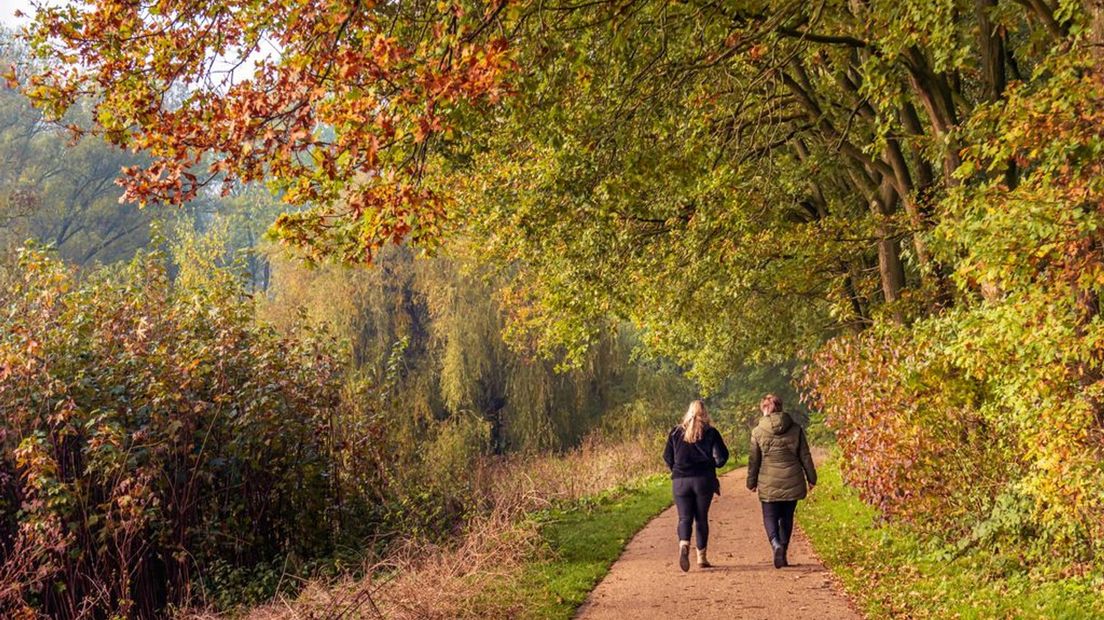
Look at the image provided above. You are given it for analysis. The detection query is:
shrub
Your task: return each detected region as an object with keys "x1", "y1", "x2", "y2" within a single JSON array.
[
  {"x1": 803, "y1": 316, "x2": 1104, "y2": 562},
  {"x1": 802, "y1": 326, "x2": 1017, "y2": 534},
  {"x1": 0, "y1": 245, "x2": 345, "y2": 618}
]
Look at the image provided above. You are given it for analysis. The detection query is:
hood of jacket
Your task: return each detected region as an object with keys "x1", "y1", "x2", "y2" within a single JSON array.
[{"x1": 757, "y1": 411, "x2": 793, "y2": 435}]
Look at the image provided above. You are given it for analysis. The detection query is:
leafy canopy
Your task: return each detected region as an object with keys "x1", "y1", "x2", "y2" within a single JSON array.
[{"x1": 19, "y1": 0, "x2": 512, "y2": 262}]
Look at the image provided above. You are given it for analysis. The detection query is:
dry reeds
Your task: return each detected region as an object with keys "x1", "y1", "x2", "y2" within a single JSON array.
[{"x1": 189, "y1": 433, "x2": 663, "y2": 620}]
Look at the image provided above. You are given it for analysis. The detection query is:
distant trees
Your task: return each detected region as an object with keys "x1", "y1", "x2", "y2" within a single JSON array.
[
  {"x1": 259, "y1": 244, "x2": 693, "y2": 454},
  {"x1": 0, "y1": 28, "x2": 154, "y2": 265}
]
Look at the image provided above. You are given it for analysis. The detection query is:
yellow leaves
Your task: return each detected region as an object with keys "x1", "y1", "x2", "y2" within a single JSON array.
[{"x1": 2, "y1": 64, "x2": 17, "y2": 89}]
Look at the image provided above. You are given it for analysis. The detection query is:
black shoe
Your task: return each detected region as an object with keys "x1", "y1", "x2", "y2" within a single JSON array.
[
  {"x1": 781, "y1": 544, "x2": 789, "y2": 567},
  {"x1": 772, "y1": 542, "x2": 784, "y2": 569},
  {"x1": 679, "y1": 543, "x2": 690, "y2": 572}
]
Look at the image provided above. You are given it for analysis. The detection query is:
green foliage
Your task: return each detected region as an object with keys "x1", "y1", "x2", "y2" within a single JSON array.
[
  {"x1": 804, "y1": 45, "x2": 1104, "y2": 563},
  {"x1": 932, "y1": 50, "x2": 1104, "y2": 553}
]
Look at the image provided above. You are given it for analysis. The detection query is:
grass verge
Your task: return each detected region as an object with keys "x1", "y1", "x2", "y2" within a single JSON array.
[
  {"x1": 802, "y1": 453, "x2": 1104, "y2": 619},
  {"x1": 500, "y1": 459, "x2": 745, "y2": 619},
  {"x1": 502, "y1": 473, "x2": 673, "y2": 619},
  {"x1": 233, "y1": 446, "x2": 742, "y2": 619}
]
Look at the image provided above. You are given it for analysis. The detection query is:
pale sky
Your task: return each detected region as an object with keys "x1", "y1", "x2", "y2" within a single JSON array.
[
  {"x1": 1, "y1": 0, "x2": 37, "y2": 27},
  {"x1": 0, "y1": 0, "x2": 276, "y2": 84}
]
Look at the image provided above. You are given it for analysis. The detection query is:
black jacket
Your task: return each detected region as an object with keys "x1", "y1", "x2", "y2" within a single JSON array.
[{"x1": 663, "y1": 426, "x2": 729, "y2": 479}]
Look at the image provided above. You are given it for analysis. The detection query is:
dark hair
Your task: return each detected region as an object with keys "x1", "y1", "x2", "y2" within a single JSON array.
[{"x1": 759, "y1": 394, "x2": 783, "y2": 414}]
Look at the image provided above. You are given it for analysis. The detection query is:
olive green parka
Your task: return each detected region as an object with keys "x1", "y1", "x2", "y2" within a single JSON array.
[{"x1": 746, "y1": 411, "x2": 817, "y2": 502}]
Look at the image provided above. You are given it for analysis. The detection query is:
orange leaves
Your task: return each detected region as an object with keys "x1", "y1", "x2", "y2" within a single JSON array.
[
  {"x1": 371, "y1": 33, "x2": 405, "y2": 69},
  {"x1": 415, "y1": 114, "x2": 443, "y2": 143},
  {"x1": 801, "y1": 327, "x2": 1013, "y2": 532},
  {"x1": 22, "y1": 0, "x2": 517, "y2": 263}
]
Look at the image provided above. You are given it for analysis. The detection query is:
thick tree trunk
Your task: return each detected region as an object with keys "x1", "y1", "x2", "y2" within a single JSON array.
[
  {"x1": 835, "y1": 62, "x2": 934, "y2": 278},
  {"x1": 976, "y1": 0, "x2": 1008, "y2": 101},
  {"x1": 977, "y1": 0, "x2": 1021, "y2": 191},
  {"x1": 905, "y1": 48, "x2": 962, "y2": 184},
  {"x1": 898, "y1": 102, "x2": 936, "y2": 191},
  {"x1": 784, "y1": 61, "x2": 908, "y2": 315},
  {"x1": 843, "y1": 261, "x2": 871, "y2": 330},
  {"x1": 871, "y1": 181, "x2": 907, "y2": 309},
  {"x1": 1087, "y1": 0, "x2": 1104, "y2": 70},
  {"x1": 843, "y1": 168, "x2": 906, "y2": 313}
]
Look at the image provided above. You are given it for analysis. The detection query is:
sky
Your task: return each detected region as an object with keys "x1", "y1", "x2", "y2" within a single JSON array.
[
  {"x1": 0, "y1": 0, "x2": 276, "y2": 84},
  {"x1": 1, "y1": 0, "x2": 37, "y2": 27}
]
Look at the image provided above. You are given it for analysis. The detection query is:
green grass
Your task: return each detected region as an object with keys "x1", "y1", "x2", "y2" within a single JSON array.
[
  {"x1": 505, "y1": 473, "x2": 674, "y2": 619},
  {"x1": 802, "y1": 454, "x2": 1104, "y2": 619}
]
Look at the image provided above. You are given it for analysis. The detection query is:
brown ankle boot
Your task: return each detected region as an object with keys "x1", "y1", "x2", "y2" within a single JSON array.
[{"x1": 696, "y1": 547, "x2": 711, "y2": 568}]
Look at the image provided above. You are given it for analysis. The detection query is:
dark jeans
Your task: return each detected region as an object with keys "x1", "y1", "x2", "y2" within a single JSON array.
[
  {"x1": 673, "y1": 476, "x2": 715, "y2": 549},
  {"x1": 761, "y1": 500, "x2": 798, "y2": 547}
]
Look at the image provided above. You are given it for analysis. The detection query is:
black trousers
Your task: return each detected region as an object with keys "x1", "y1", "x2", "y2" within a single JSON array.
[
  {"x1": 673, "y1": 476, "x2": 715, "y2": 549},
  {"x1": 761, "y1": 500, "x2": 798, "y2": 546}
]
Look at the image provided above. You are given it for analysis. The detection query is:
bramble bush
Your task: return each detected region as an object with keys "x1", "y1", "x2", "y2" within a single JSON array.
[{"x1": 0, "y1": 244, "x2": 346, "y2": 618}]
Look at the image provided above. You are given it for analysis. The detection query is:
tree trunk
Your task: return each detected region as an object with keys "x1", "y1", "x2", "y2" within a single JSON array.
[
  {"x1": 1087, "y1": 0, "x2": 1104, "y2": 70},
  {"x1": 843, "y1": 261, "x2": 870, "y2": 330},
  {"x1": 843, "y1": 168, "x2": 906, "y2": 314},
  {"x1": 905, "y1": 48, "x2": 962, "y2": 184},
  {"x1": 871, "y1": 181, "x2": 907, "y2": 310},
  {"x1": 898, "y1": 102, "x2": 936, "y2": 191},
  {"x1": 976, "y1": 0, "x2": 1008, "y2": 101}
]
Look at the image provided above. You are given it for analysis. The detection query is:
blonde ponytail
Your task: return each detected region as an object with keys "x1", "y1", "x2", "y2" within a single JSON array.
[{"x1": 680, "y1": 400, "x2": 711, "y2": 444}]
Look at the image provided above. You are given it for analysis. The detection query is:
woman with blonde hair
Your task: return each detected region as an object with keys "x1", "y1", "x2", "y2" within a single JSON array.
[
  {"x1": 747, "y1": 393, "x2": 817, "y2": 568},
  {"x1": 663, "y1": 399, "x2": 729, "y2": 571}
]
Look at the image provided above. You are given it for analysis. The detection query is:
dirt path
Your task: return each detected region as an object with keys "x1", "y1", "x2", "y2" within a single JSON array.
[{"x1": 576, "y1": 467, "x2": 861, "y2": 619}]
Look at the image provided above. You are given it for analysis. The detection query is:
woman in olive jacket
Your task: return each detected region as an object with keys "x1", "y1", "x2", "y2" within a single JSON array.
[{"x1": 746, "y1": 393, "x2": 817, "y2": 569}]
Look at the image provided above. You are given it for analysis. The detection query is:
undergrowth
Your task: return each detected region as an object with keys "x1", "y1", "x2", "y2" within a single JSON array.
[
  {"x1": 802, "y1": 453, "x2": 1104, "y2": 619},
  {"x1": 203, "y1": 435, "x2": 672, "y2": 619}
]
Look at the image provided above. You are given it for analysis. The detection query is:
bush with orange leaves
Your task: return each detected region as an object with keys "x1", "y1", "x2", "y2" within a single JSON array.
[{"x1": 0, "y1": 245, "x2": 346, "y2": 619}]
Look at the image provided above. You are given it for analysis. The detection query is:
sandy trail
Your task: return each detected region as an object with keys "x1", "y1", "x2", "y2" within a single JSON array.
[{"x1": 576, "y1": 467, "x2": 861, "y2": 619}]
